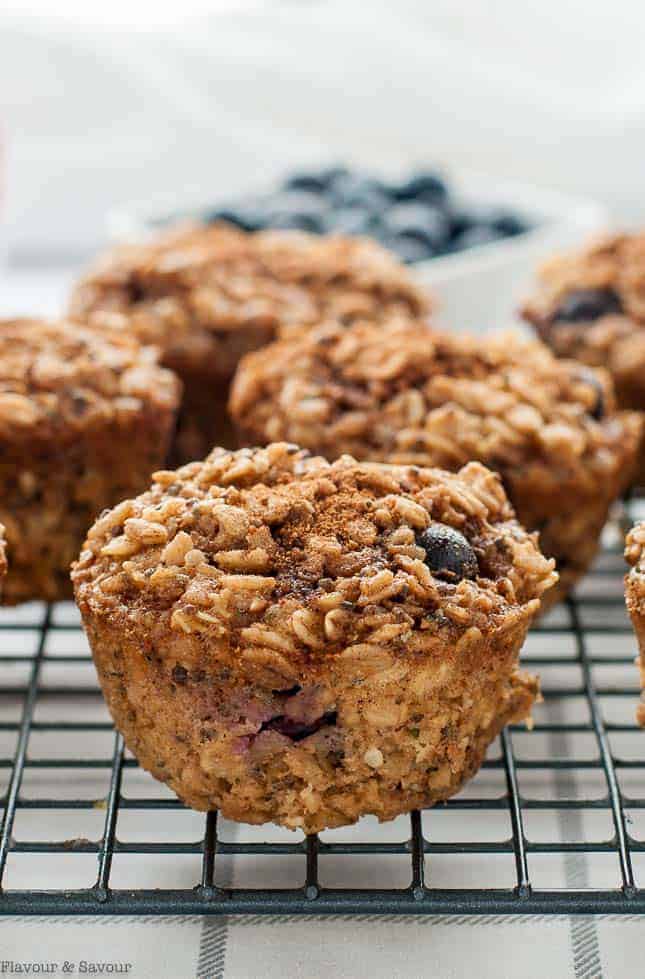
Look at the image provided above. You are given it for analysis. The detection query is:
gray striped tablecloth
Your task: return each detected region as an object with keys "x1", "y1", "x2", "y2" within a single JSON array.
[{"x1": 2, "y1": 912, "x2": 645, "y2": 978}]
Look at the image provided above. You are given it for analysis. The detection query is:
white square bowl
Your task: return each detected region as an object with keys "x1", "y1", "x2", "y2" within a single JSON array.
[{"x1": 412, "y1": 172, "x2": 608, "y2": 334}]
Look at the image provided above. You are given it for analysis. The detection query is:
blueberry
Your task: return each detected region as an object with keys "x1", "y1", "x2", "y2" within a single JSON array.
[
  {"x1": 391, "y1": 170, "x2": 448, "y2": 206},
  {"x1": 552, "y1": 288, "x2": 623, "y2": 324},
  {"x1": 328, "y1": 173, "x2": 389, "y2": 214},
  {"x1": 207, "y1": 191, "x2": 329, "y2": 233},
  {"x1": 269, "y1": 213, "x2": 326, "y2": 233},
  {"x1": 283, "y1": 166, "x2": 348, "y2": 194},
  {"x1": 324, "y1": 206, "x2": 377, "y2": 237},
  {"x1": 450, "y1": 225, "x2": 505, "y2": 252},
  {"x1": 384, "y1": 233, "x2": 435, "y2": 263},
  {"x1": 205, "y1": 200, "x2": 266, "y2": 231},
  {"x1": 382, "y1": 202, "x2": 451, "y2": 252},
  {"x1": 416, "y1": 524, "x2": 479, "y2": 582},
  {"x1": 490, "y1": 211, "x2": 527, "y2": 236},
  {"x1": 256, "y1": 191, "x2": 329, "y2": 234},
  {"x1": 264, "y1": 191, "x2": 328, "y2": 220},
  {"x1": 446, "y1": 204, "x2": 528, "y2": 245},
  {"x1": 576, "y1": 368, "x2": 605, "y2": 420},
  {"x1": 444, "y1": 204, "x2": 472, "y2": 238}
]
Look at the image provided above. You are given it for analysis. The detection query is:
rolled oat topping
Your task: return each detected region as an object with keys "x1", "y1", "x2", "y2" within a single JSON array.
[
  {"x1": 74, "y1": 444, "x2": 555, "y2": 831},
  {"x1": 0, "y1": 317, "x2": 179, "y2": 434},
  {"x1": 69, "y1": 222, "x2": 431, "y2": 375},
  {"x1": 74, "y1": 443, "x2": 556, "y2": 630},
  {"x1": 230, "y1": 319, "x2": 638, "y2": 493},
  {"x1": 230, "y1": 319, "x2": 641, "y2": 608}
]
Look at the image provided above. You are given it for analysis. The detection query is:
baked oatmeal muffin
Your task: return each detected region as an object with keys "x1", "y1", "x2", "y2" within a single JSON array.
[
  {"x1": 624, "y1": 523, "x2": 645, "y2": 726},
  {"x1": 230, "y1": 320, "x2": 642, "y2": 610},
  {"x1": 0, "y1": 318, "x2": 180, "y2": 604},
  {"x1": 72, "y1": 443, "x2": 556, "y2": 832},
  {"x1": 69, "y1": 222, "x2": 431, "y2": 463},
  {"x1": 522, "y1": 233, "x2": 645, "y2": 482}
]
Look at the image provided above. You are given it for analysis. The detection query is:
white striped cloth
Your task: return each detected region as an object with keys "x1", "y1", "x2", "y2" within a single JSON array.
[{"x1": 2, "y1": 912, "x2": 645, "y2": 978}]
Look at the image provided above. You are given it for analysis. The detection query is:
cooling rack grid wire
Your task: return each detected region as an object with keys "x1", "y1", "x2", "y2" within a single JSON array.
[{"x1": 1, "y1": 503, "x2": 645, "y2": 916}]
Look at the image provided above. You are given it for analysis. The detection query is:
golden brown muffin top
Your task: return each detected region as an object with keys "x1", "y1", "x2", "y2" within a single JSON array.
[
  {"x1": 522, "y1": 233, "x2": 645, "y2": 326},
  {"x1": 68, "y1": 222, "x2": 431, "y2": 356},
  {"x1": 73, "y1": 443, "x2": 556, "y2": 682},
  {"x1": 229, "y1": 319, "x2": 641, "y2": 495},
  {"x1": 626, "y1": 523, "x2": 645, "y2": 578},
  {"x1": 0, "y1": 318, "x2": 180, "y2": 440}
]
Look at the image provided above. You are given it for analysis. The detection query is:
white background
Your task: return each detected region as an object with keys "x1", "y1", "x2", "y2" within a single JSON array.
[{"x1": 1, "y1": 0, "x2": 645, "y2": 259}]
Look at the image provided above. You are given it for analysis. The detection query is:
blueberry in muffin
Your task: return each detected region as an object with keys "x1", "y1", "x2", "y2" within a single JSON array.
[{"x1": 522, "y1": 233, "x2": 645, "y2": 484}]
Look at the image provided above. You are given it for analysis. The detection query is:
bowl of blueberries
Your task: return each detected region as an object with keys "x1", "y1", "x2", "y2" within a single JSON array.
[
  {"x1": 202, "y1": 166, "x2": 528, "y2": 264},
  {"x1": 109, "y1": 164, "x2": 606, "y2": 333}
]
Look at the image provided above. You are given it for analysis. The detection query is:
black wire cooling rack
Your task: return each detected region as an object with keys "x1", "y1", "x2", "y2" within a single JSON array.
[{"x1": 1, "y1": 507, "x2": 644, "y2": 917}]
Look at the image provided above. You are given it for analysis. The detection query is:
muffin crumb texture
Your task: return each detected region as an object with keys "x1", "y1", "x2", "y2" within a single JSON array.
[
  {"x1": 73, "y1": 443, "x2": 556, "y2": 832},
  {"x1": 0, "y1": 318, "x2": 180, "y2": 603},
  {"x1": 624, "y1": 522, "x2": 645, "y2": 726}
]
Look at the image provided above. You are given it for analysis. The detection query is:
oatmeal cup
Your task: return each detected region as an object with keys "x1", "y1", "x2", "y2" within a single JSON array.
[
  {"x1": 72, "y1": 443, "x2": 556, "y2": 832},
  {"x1": 0, "y1": 318, "x2": 180, "y2": 604},
  {"x1": 230, "y1": 320, "x2": 642, "y2": 610},
  {"x1": 624, "y1": 523, "x2": 645, "y2": 726},
  {"x1": 521, "y1": 233, "x2": 645, "y2": 482},
  {"x1": 69, "y1": 222, "x2": 431, "y2": 464}
]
